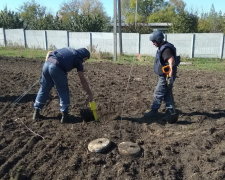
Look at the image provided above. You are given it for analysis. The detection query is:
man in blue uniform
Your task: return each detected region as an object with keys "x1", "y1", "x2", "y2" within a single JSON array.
[
  {"x1": 33, "y1": 47, "x2": 93, "y2": 123},
  {"x1": 144, "y1": 30, "x2": 179, "y2": 123}
]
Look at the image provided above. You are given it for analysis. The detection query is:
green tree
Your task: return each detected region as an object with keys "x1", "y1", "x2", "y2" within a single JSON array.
[
  {"x1": 148, "y1": 0, "x2": 198, "y2": 33},
  {"x1": 121, "y1": 0, "x2": 165, "y2": 23},
  {"x1": 19, "y1": 0, "x2": 47, "y2": 29},
  {"x1": 0, "y1": 7, "x2": 23, "y2": 28},
  {"x1": 59, "y1": 0, "x2": 110, "y2": 32},
  {"x1": 171, "y1": 10, "x2": 198, "y2": 33},
  {"x1": 148, "y1": 6, "x2": 175, "y2": 23},
  {"x1": 198, "y1": 4, "x2": 225, "y2": 33}
]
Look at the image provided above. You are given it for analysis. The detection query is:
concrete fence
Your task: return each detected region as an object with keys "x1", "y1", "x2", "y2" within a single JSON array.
[{"x1": 0, "y1": 28, "x2": 224, "y2": 59}]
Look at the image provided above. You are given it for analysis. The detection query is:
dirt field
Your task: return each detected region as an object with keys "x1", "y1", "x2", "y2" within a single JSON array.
[{"x1": 0, "y1": 56, "x2": 225, "y2": 180}]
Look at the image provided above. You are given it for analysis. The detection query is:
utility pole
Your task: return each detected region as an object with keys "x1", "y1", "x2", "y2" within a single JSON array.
[
  {"x1": 135, "y1": 0, "x2": 138, "y2": 29},
  {"x1": 118, "y1": 0, "x2": 123, "y2": 55},
  {"x1": 113, "y1": 0, "x2": 117, "y2": 61}
]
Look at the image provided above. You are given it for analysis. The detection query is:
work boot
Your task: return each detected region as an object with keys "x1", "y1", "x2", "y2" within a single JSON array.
[
  {"x1": 162, "y1": 109, "x2": 178, "y2": 124},
  {"x1": 60, "y1": 112, "x2": 69, "y2": 123},
  {"x1": 143, "y1": 109, "x2": 158, "y2": 119},
  {"x1": 32, "y1": 109, "x2": 41, "y2": 121}
]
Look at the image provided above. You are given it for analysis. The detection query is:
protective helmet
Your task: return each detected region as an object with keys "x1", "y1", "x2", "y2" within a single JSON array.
[
  {"x1": 149, "y1": 30, "x2": 164, "y2": 43},
  {"x1": 77, "y1": 48, "x2": 90, "y2": 59}
]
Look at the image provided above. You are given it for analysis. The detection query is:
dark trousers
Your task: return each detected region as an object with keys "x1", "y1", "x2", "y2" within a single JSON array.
[{"x1": 151, "y1": 76, "x2": 175, "y2": 110}]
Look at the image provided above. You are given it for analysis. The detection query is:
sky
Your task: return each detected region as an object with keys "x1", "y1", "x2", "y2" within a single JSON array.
[{"x1": 0, "y1": 0, "x2": 224, "y2": 17}]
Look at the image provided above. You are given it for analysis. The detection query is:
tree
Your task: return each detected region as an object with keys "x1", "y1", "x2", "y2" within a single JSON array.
[
  {"x1": 0, "y1": 7, "x2": 23, "y2": 28},
  {"x1": 58, "y1": 0, "x2": 110, "y2": 32},
  {"x1": 198, "y1": 4, "x2": 225, "y2": 33},
  {"x1": 121, "y1": 0, "x2": 165, "y2": 23},
  {"x1": 148, "y1": 0, "x2": 198, "y2": 33},
  {"x1": 19, "y1": 0, "x2": 47, "y2": 29},
  {"x1": 171, "y1": 10, "x2": 198, "y2": 33},
  {"x1": 147, "y1": 6, "x2": 175, "y2": 23}
]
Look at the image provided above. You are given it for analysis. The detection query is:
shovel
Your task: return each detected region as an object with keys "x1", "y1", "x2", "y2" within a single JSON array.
[
  {"x1": 88, "y1": 101, "x2": 99, "y2": 121},
  {"x1": 80, "y1": 101, "x2": 99, "y2": 122}
]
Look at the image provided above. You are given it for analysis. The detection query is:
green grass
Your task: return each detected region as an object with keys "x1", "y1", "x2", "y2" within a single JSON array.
[
  {"x1": 0, "y1": 46, "x2": 48, "y2": 59},
  {"x1": 180, "y1": 57, "x2": 225, "y2": 72},
  {"x1": 0, "y1": 47, "x2": 224, "y2": 72}
]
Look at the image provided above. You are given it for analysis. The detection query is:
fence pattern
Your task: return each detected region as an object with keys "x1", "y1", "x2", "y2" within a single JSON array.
[{"x1": 0, "y1": 28, "x2": 224, "y2": 59}]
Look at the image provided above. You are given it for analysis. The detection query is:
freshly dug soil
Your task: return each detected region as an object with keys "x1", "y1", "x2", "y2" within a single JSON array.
[{"x1": 0, "y1": 56, "x2": 225, "y2": 180}]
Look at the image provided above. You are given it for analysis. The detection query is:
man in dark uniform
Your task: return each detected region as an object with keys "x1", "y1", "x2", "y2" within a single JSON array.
[
  {"x1": 144, "y1": 30, "x2": 179, "y2": 123},
  {"x1": 33, "y1": 47, "x2": 93, "y2": 123}
]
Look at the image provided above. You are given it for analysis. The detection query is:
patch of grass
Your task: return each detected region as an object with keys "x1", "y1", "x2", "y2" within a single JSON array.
[
  {"x1": 0, "y1": 46, "x2": 48, "y2": 59},
  {"x1": 180, "y1": 57, "x2": 225, "y2": 72},
  {"x1": 0, "y1": 47, "x2": 224, "y2": 71}
]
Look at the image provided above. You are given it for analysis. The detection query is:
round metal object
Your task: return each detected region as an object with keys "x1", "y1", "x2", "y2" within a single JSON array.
[
  {"x1": 118, "y1": 141, "x2": 141, "y2": 156},
  {"x1": 88, "y1": 138, "x2": 111, "y2": 153}
]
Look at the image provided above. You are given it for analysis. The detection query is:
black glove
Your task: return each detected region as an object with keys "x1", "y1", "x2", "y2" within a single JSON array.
[{"x1": 167, "y1": 77, "x2": 174, "y2": 88}]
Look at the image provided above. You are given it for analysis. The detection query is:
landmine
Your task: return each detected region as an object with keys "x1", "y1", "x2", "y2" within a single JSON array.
[
  {"x1": 118, "y1": 142, "x2": 141, "y2": 156},
  {"x1": 88, "y1": 138, "x2": 111, "y2": 153}
]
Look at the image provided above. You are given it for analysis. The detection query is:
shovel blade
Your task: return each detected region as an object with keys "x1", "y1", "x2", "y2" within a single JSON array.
[{"x1": 88, "y1": 101, "x2": 99, "y2": 121}]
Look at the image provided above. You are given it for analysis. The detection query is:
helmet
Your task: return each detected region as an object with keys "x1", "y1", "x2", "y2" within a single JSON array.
[
  {"x1": 77, "y1": 48, "x2": 90, "y2": 59},
  {"x1": 149, "y1": 30, "x2": 164, "y2": 43}
]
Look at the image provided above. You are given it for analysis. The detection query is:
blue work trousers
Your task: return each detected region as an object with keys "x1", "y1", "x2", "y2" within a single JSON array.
[
  {"x1": 151, "y1": 76, "x2": 175, "y2": 110},
  {"x1": 34, "y1": 61, "x2": 70, "y2": 112}
]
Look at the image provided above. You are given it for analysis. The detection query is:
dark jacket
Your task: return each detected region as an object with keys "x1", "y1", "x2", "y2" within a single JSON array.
[
  {"x1": 49, "y1": 48, "x2": 90, "y2": 72},
  {"x1": 154, "y1": 42, "x2": 177, "y2": 76}
]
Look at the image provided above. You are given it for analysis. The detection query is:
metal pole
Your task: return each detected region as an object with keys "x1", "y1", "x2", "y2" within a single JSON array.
[
  {"x1": 135, "y1": 0, "x2": 138, "y2": 29},
  {"x1": 113, "y1": 0, "x2": 117, "y2": 61},
  {"x1": 118, "y1": 0, "x2": 123, "y2": 55}
]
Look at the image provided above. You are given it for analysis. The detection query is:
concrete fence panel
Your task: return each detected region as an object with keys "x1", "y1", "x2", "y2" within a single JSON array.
[
  {"x1": 1, "y1": 28, "x2": 225, "y2": 59},
  {"x1": 69, "y1": 32, "x2": 91, "y2": 49},
  {"x1": 140, "y1": 34, "x2": 157, "y2": 56},
  {"x1": 194, "y1": 33, "x2": 223, "y2": 58},
  {"x1": 5, "y1": 29, "x2": 25, "y2": 47},
  {"x1": 92, "y1": 32, "x2": 113, "y2": 53},
  {"x1": 25, "y1": 30, "x2": 46, "y2": 49},
  {"x1": 46, "y1": 30, "x2": 68, "y2": 50},
  {"x1": 121, "y1": 33, "x2": 139, "y2": 55},
  {"x1": 0, "y1": 28, "x2": 5, "y2": 46},
  {"x1": 167, "y1": 33, "x2": 193, "y2": 58}
]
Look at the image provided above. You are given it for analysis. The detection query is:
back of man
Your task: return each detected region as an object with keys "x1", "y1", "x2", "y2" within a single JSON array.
[{"x1": 49, "y1": 47, "x2": 90, "y2": 72}]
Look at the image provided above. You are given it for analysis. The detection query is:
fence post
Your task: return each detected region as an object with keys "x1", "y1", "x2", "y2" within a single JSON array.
[
  {"x1": 67, "y1": 31, "x2": 69, "y2": 47},
  {"x1": 44, "y1": 31, "x2": 48, "y2": 50},
  {"x1": 138, "y1": 33, "x2": 141, "y2": 54},
  {"x1": 191, "y1": 34, "x2": 195, "y2": 58},
  {"x1": 23, "y1": 29, "x2": 27, "y2": 48},
  {"x1": 2, "y1": 28, "x2": 6, "y2": 47},
  {"x1": 220, "y1": 34, "x2": 224, "y2": 59},
  {"x1": 90, "y1": 33, "x2": 93, "y2": 52},
  {"x1": 164, "y1": 34, "x2": 167, "y2": 41}
]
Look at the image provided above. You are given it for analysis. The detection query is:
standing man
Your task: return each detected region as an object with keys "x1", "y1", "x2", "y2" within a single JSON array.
[
  {"x1": 144, "y1": 30, "x2": 179, "y2": 123},
  {"x1": 33, "y1": 47, "x2": 93, "y2": 123}
]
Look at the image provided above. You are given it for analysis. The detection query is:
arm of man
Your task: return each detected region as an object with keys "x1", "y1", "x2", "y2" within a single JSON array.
[
  {"x1": 162, "y1": 48, "x2": 175, "y2": 77},
  {"x1": 78, "y1": 71, "x2": 93, "y2": 102},
  {"x1": 167, "y1": 56, "x2": 174, "y2": 77}
]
